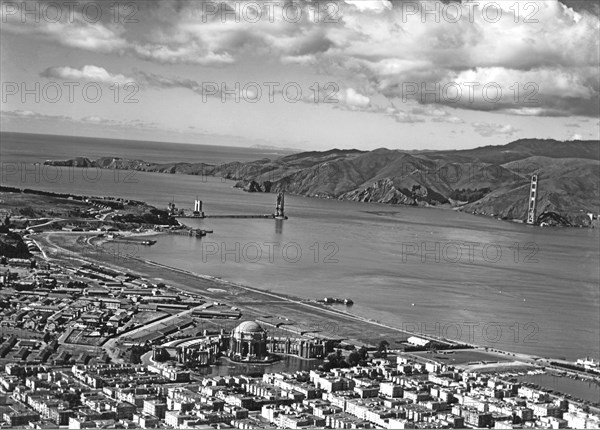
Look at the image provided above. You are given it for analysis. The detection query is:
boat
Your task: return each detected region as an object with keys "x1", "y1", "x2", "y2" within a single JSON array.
[{"x1": 141, "y1": 240, "x2": 157, "y2": 246}]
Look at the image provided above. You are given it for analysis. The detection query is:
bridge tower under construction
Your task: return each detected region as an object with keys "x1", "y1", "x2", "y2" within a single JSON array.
[
  {"x1": 526, "y1": 174, "x2": 538, "y2": 225},
  {"x1": 193, "y1": 199, "x2": 204, "y2": 217},
  {"x1": 275, "y1": 192, "x2": 285, "y2": 219}
]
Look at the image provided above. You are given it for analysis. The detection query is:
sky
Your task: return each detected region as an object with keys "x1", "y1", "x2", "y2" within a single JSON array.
[{"x1": 1, "y1": 0, "x2": 599, "y2": 151}]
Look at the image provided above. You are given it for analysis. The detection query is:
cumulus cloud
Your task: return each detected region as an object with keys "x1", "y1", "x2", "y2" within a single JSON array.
[
  {"x1": 4, "y1": 0, "x2": 598, "y2": 117},
  {"x1": 311, "y1": 0, "x2": 598, "y2": 117},
  {"x1": 0, "y1": 3, "x2": 128, "y2": 53},
  {"x1": 344, "y1": 1, "x2": 392, "y2": 13},
  {"x1": 41, "y1": 65, "x2": 133, "y2": 84},
  {"x1": 344, "y1": 88, "x2": 371, "y2": 109},
  {"x1": 0, "y1": 1, "x2": 234, "y2": 66},
  {"x1": 472, "y1": 122, "x2": 518, "y2": 137}
]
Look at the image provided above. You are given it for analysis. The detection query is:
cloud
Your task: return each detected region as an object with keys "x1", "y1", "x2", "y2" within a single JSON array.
[
  {"x1": 0, "y1": 109, "x2": 71, "y2": 121},
  {"x1": 280, "y1": 55, "x2": 318, "y2": 65},
  {"x1": 131, "y1": 43, "x2": 234, "y2": 66},
  {"x1": 311, "y1": 0, "x2": 598, "y2": 117},
  {"x1": 135, "y1": 71, "x2": 201, "y2": 92},
  {"x1": 0, "y1": 108, "x2": 175, "y2": 133},
  {"x1": 135, "y1": 70, "x2": 273, "y2": 102},
  {"x1": 41, "y1": 65, "x2": 133, "y2": 84},
  {"x1": 472, "y1": 122, "x2": 518, "y2": 137},
  {"x1": 0, "y1": 3, "x2": 128, "y2": 53},
  {"x1": 431, "y1": 116, "x2": 464, "y2": 124},
  {"x1": 569, "y1": 133, "x2": 584, "y2": 140},
  {"x1": 0, "y1": 1, "x2": 234, "y2": 66},
  {"x1": 0, "y1": 108, "x2": 152, "y2": 128},
  {"x1": 344, "y1": 1, "x2": 392, "y2": 13},
  {"x1": 5, "y1": 0, "x2": 597, "y2": 117},
  {"x1": 344, "y1": 88, "x2": 371, "y2": 109},
  {"x1": 134, "y1": 70, "x2": 250, "y2": 100},
  {"x1": 382, "y1": 104, "x2": 425, "y2": 123},
  {"x1": 392, "y1": 112, "x2": 426, "y2": 123},
  {"x1": 406, "y1": 106, "x2": 464, "y2": 123},
  {"x1": 79, "y1": 115, "x2": 161, "y2": 129}
]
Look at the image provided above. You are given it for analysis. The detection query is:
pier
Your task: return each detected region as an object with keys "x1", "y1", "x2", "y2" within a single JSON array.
[{"x1": 166, "y1": 228, "x2": 211, "y2": 238}]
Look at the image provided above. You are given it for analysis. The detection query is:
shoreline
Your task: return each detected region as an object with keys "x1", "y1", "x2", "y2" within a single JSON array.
[
  {"x1": 37, "y1": 231, "x2": 556, "y2": 365},
  {"x1": 6, "y1": 187, "x2": 597, "y2": 371},
  {"x1": 3, "y1": 174, "x2": 587, "y2": 229},
  {"x1": 41, "y1": 231, "x2": 463, "y2": 348},
  {"x1": 19, "y1": 212, "x2": 600, "y2": 408},
  {"x1": 42, "y1": 230, "x2": 600, "y2": 384}
]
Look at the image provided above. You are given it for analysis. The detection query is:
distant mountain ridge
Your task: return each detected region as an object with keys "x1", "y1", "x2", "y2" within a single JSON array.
[{"x1": 45, "y1": 138, "x2": 600, "y2": 225}]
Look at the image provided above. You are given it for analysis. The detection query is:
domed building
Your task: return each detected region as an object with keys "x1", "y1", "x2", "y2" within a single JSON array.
[{"x1": 229, "y1": 320, "x2": 268, "y2": 361}]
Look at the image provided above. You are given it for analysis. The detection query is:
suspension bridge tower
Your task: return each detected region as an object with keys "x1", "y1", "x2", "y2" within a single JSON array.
[
  {"x1": 193, "y1": 198, "x2": 204, "y2": 218},
  {"x1": 275, "y1": 192, "x2": 287, "y2": 219},
  {"x1": 526, "y1": 174, "x2": 538, "y2": 225}
]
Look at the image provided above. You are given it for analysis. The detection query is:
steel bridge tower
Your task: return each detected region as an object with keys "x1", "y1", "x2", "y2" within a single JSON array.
[
  {"x1": 526, "y1": 174, "x2": 538, "y2": 225},
  {"x1": 193, "y1": 198, "x2": 204, "y2": 217},
  {"x1": 275, "y1": 192, "x2": 285, "y2": 219}
]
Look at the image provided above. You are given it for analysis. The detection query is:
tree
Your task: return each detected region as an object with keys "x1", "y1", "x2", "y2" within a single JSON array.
[
  {"x1": 326, "y1": 352, "x2": 338, "y2": 363},
  {"x1": 358, "y1": 346, "x2": 369, "y2": 361},
  {"x1": 348, "y1": 351, "x2": 361, "y2": 366},
  {"x1": 322, "y1": 349, "x2": 349, "y2": 371},
  {"x1": 377, "y1": 340, "x2": 389, "y2": 357}
]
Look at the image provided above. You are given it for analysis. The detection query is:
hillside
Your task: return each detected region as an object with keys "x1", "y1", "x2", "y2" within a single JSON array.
[{"x1": 45, "y1": 139, "x2": 600, "y2": 226}]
